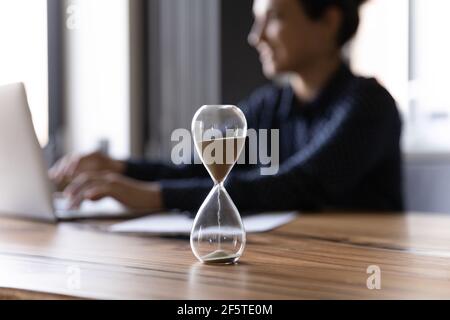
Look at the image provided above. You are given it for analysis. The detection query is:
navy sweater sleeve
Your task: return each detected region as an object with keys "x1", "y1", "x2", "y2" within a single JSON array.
[
  {"x1": 125, "y1": 160, "x2": 209, "y2": 181},
  {"x1": 160, "y1": 79, "x2": 402, "y2": 212}
]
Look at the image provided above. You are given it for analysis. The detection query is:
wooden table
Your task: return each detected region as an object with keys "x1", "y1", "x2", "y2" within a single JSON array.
[{"x1": 0, "y1": 212, "x2": 450, "y2": 300}]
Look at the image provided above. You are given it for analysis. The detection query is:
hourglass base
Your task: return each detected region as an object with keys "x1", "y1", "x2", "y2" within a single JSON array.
[{"x1": 201, "y1": 250, "x2": 240, "y2": 264}]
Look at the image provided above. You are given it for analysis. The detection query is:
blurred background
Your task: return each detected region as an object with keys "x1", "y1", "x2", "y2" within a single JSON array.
[{"x1": 1, "y1": 0, "x2": 450, "y2": 212}]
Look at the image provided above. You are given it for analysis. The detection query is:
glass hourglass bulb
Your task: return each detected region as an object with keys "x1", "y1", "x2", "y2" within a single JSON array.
[{"x1": 190, "y1": 105, "x2": 247, "y2": 264}]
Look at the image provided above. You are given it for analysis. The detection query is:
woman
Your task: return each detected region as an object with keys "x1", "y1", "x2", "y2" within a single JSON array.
[{"x1": 50, "y1": 0, "x2": 403, "y2": 212}]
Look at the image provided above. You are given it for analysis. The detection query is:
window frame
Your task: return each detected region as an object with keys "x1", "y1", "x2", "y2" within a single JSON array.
[{"x1": 45, "y1": 0, "x2": 65, "y2": 164}]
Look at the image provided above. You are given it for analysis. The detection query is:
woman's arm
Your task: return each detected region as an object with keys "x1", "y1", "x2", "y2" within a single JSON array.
[{"x1": 124, "y1": 160, "x2": 209, "y2": 181}]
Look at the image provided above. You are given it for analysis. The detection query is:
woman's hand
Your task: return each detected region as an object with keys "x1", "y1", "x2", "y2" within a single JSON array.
[
  {"x1": 63, "y1": 172, "x2": 163, "y2": 211},
  {"x1": 49, "y1": 151, "x2": 125, "y2": 191}
]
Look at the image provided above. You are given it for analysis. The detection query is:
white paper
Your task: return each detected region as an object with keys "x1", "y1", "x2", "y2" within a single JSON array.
[{"x1": 108, "y1": 212, "x2": 298, "y2": 236}]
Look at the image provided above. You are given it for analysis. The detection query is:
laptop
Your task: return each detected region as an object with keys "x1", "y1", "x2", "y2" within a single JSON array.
[{"x1": 0, "y1": 82, "x2": 142, "y2": 222}]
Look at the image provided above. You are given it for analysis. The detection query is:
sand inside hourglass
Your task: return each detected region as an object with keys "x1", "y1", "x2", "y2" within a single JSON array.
[
  {"x1": 201, "y1": 250, "x2": 239, "y2": 264},
  {"x1": 197, "y1": 136, "x2": 245, "y2": 264},
  {"x1": 197, "y1": 137, "x2": 245, "y2": 183}
]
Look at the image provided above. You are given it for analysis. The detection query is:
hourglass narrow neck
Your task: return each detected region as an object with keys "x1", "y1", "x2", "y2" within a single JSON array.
[{"x1": 213, "y1": 181, "x2": 225, "y2": 188}]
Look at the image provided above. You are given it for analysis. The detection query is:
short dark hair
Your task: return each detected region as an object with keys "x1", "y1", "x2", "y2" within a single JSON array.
[{"x1": 297, "y1": 0, "x2": 367, "y2": 47}]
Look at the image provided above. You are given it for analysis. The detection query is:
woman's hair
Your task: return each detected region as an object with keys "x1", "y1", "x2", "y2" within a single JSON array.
[{"x1": 297, "y1": 0, "x2": 368, "y2": 47}]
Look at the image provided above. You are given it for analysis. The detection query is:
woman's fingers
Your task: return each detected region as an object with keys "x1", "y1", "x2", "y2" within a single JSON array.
[
  {"x1": 68, "y1": 181, "x2": 111, "y2": 209},
  {"x1": 84, "y1": 185, "x2": 112, "y2": 201},
  {"x1": 65, "y1": 155, "x2": 82, "y2": 180},
  {"x1": 49, "y1": 156, "x2": 68, "y2": 184},
  {"x1": 49, "y1": 155, "x2": 80, "y2": 190},
  {"x1": 61, "y1": 170, "x2": 162, "y2": 211},
  {"x1": 67, "y1": 179, "x2": 111, "y2": 209},
  {"x1": 65, "y1": 172, "x2": 94, "y2": 196},
  {"x1": 50, "y1": 152, "x2": 121, "y2": 194},
  {"x1": 65, "y1": 172, "x2": 121, "y2": 209}
]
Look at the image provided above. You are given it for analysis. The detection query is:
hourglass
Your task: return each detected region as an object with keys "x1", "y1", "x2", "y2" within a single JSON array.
[{"x1": 190, "y1": 105, "x2": 247, "y2": 264}]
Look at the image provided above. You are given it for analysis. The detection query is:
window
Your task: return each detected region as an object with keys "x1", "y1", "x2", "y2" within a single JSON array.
[
  {"x1": 0, "y1": 0, "x2": 49, "y2": 146},
  {"x1": 351, "y1": 0, "x2": 450, "y2": 153},
  {"x1": 63, "y1": 0, "x2": 131, "y2": 158},
  {"x1": 409, "y1": 0, "x2": 450, "y2": 152}
]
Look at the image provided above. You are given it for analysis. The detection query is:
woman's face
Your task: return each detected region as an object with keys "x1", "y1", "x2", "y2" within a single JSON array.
[{"x1": 248, "y1": 0, "x2": 339, "y2": 78}]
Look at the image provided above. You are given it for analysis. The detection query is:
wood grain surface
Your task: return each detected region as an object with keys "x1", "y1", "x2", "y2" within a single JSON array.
[{"x1": 0, "y1": 212, "x2": 449, "y2": 300}]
